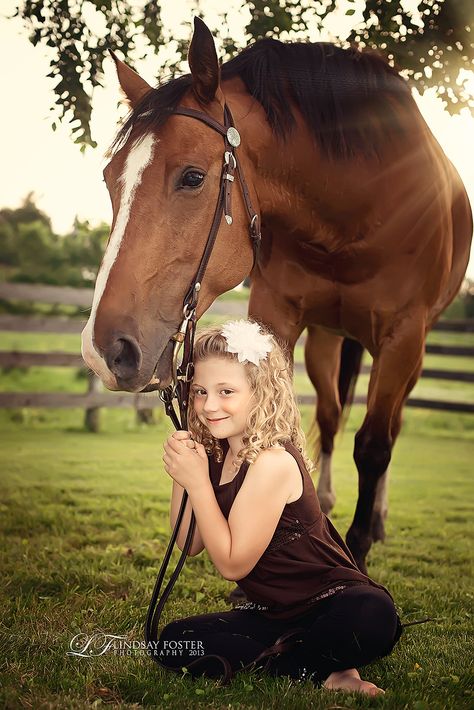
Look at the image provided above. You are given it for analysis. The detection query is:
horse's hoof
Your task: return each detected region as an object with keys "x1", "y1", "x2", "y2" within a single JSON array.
[{"x1": 227, "y1": 586, "x2": 247, "y2": 604}]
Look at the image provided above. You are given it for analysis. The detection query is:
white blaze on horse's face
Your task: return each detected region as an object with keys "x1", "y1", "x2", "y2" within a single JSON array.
[{"x1": 81, "y1": 133, "x2": 156, "y2": 388}]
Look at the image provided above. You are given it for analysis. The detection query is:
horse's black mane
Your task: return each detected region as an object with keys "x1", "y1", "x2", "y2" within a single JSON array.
[{"x1": 112, "y1": 39, "x2": 413, "y2": 160}]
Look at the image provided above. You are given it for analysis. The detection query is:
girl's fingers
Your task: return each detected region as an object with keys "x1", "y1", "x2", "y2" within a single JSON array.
[
  {"x1": 166, "y1": 437, "x2": 185, "y2": 453},
  {"x1": 164, "y1": 441, "x2": 179, "y2": 456},
  {"x1": 173, "y1": 430, "x2": 191, "y2": 440}
]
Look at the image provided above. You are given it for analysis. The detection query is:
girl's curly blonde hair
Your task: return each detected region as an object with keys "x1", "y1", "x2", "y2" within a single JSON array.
[{"x1": 187, "y1": 320, "x2": 314, "y2": 473}]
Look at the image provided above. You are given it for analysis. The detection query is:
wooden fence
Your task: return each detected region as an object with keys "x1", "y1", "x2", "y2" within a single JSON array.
[{"x1": 1, "y1": 283, "x2": 473, "y2": 430}]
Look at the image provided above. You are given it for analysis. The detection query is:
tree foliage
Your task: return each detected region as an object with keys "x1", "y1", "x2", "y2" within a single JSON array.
[
  {"x1": 0, "y1": 195, "x2": 108, "y2": 287},
  {"x1": 347, "y1": 1, "x2": 474, "y2": 111},
  {"x1": 13, "y1": 0, "x2": 474, "y2": 148}
]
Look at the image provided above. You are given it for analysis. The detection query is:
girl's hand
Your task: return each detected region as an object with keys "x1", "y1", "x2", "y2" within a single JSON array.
[{"x1": 162, "y1": 431, "x2": 209, "y2": 491}]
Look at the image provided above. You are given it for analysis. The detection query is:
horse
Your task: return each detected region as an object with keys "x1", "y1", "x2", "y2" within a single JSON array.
[{"x1": 81, "y1": 17, "x2": 472, "y2": 573}]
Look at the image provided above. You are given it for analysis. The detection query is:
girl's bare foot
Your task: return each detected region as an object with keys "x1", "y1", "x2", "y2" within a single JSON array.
[{"x1": 323, "y1": 667, "x2": 385, "y2": 696}]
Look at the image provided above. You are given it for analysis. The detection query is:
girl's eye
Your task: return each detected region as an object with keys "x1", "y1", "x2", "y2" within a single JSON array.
[
  {"x1": 221, "y1": 390, "x2": 233, "y2": 396},
  {"x1": 180, "y1": 170, "x2": 205, "y2": 189},
  {"x1": 193, "y1": 388, "x2": 206, "y2": 396}
]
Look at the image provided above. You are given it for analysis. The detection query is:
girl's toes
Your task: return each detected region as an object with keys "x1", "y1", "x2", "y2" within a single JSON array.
[{"x1": 363, "y1": 681, "x2": 385, "y2": 695}]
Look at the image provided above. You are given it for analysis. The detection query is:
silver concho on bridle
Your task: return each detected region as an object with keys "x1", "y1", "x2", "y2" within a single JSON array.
[{"x1": 226, "y1": 126, "x2": 241, "y2": 147}]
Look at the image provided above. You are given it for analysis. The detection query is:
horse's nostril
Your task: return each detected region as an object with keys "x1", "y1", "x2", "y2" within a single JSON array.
[{"x1": 106, "y1": 336, "x2": 143, "y2": 381}]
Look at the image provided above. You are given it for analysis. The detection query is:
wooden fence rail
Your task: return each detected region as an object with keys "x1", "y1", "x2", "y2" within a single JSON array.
[
  {"x1": 1, "y1": 352, "x2": 473, "y2": 385},
  {"x1": 0, "y1": 391, "x2": 157, "y2": 410},
  {"x1": 1, "y1": 315, "x2": 474, "y2": 358}
]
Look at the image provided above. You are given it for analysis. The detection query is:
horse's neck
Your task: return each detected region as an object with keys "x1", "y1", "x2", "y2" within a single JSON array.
[
  {"x1": 241, "y1": 113, "x2": 437, "y2": 248},
  {"x1": 225, "y1": 81, "x2": 372, "y2": 241}
]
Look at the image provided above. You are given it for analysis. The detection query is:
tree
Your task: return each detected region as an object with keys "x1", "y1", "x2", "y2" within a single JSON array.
[
  {"x1": 0, "y1": 193, "x2": 53, "y2": 267},
  {"x1": 0, "y1": 196, "x2": 108, "y2": 286},
  {"x1": 0, "y1": 192, "x2": 52, "y2": 231},
  {"x1": 13, "y1": 0, "x2": 474, "y2": 149}
]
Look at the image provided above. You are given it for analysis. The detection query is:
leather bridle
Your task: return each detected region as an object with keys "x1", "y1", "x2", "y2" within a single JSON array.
[{"x1": 145, "y1": 102, "x2": 262, "y2": 681}]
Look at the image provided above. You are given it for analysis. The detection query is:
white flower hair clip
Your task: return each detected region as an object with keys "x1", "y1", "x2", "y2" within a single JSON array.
[{"x1": 221, "y1": 320, "x2": 273, "y2": 366}]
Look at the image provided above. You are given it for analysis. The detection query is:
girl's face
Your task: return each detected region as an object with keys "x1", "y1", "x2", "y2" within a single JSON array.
[{"x1": 191, "y1": 357, "x2": 254, "y2": 439}]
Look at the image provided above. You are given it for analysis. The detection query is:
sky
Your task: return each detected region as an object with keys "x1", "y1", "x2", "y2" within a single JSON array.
[{"x1": 1, "y1": 0, "x2": 473, "y2": 276}]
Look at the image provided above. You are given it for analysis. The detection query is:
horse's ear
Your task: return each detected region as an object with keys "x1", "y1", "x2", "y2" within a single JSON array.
[
  {"x1": 188, "y1": 17, "x2": 221, "y2": 105},
  {"x1": 109, "y1": 50, "x2": 152, "y2": 108}
]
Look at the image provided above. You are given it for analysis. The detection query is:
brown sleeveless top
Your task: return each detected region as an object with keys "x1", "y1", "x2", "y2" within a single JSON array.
[{"x1": 209, "y1": 438, "x2": 394, "y2": 620}]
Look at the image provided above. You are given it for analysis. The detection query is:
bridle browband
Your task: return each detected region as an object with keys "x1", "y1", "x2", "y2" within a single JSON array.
[{"x1": 144, "y1": 102, "x2": 268, "y2": 683}]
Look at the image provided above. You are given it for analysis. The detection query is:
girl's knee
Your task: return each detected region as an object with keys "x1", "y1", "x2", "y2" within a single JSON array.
[
  {"x1": 359, "y1": 589, "x2": 400, "y2": 653},
  {"x1": 155, "y1": 620, "x2": 193, "y2": 669},
  {"x1": 337, "y1": 587, "x2": 398, "y2": 653},
  {"x1": 159, "y1": 619, "x2": 186, "y2": 642}
]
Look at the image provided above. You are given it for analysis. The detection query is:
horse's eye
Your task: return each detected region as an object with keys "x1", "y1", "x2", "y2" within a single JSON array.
[{"x1": 181, "y1": 170, "x2": 205, "y2": 188}]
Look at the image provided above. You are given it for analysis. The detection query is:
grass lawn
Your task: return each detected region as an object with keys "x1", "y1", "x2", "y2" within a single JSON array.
[{"x1": 1, "y1": 403, "x2": 473, "y2": 710}]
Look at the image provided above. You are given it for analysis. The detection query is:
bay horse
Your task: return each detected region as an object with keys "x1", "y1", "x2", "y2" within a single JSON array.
[{"x1": 81, "y1": 18, "x2": 472, "y2": 573}]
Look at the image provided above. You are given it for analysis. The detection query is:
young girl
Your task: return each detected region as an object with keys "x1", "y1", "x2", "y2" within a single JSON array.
[{"x1": 160, "y1": 319, "x2": 402, "y2": 695}]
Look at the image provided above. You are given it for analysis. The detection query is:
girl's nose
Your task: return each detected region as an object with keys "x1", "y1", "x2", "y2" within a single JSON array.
[{"x1": 203, "y1": 396, "x2": 219, "y2": 413}]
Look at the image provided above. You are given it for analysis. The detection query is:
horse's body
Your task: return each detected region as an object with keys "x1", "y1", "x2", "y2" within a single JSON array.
[{"x1": 82, "y1": 19, "x2": 472, "y2": 572}]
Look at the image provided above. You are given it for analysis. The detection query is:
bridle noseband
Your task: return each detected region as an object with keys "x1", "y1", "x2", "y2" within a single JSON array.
[{"x1": 145, "y1": 102, "x2": 261, "y2": 681}]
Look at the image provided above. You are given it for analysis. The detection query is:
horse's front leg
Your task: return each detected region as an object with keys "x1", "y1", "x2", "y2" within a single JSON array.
[
  {"x1": 247, "y1": 270, "x2": 306, "y2": 360},
  {"x1": 371, "y1": 466, "x2": 390, "y2": 543},
  {"x1": 346, "y1": 315, "x2": 425, "y2": 574},
  {"x1": 304, "y1": 325, "x2": 344, "y2": 514}
]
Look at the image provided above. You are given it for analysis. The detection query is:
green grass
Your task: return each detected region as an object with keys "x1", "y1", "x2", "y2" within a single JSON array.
[{"x1": 1, "y1": 404, "x2": 473, "y2": 709}]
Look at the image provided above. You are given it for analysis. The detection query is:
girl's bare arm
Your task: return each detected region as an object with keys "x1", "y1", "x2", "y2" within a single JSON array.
[{"x1": 170, "y1": 480, "x2": 205, "y2": 556}]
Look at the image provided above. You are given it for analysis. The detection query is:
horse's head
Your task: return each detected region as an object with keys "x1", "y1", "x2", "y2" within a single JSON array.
[{"x1": 81, "y1": 18, "x2": 258, "y2": 392}]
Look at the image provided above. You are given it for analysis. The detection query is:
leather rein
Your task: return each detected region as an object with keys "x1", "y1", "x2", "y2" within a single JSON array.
[{"x1": 144, "y1": 102, "x2": 265, "y2": 680}]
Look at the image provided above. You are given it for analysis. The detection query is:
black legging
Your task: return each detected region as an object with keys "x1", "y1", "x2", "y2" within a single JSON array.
[{"x1": 157, "y1": 585, "x2": 403, "y2": 684}]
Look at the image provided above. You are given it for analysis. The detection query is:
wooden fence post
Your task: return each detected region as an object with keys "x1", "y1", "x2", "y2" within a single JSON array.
[
  {"x1": 135, "y1": 395, "x2": 155, "y2": 425},
  {"x1": 84, "y1": 372, "x2": 101, "y2": 432}
]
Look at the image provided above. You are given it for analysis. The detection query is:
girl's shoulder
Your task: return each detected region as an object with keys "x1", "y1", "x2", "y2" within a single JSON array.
[
  {"x1": 263, "y1": 440, "x2": 301, "y2": 461},
  {"x1": 249, "y1": 443, "x2": 301, "y2": 479},
  {"x1": 245, "y1": 444, "x2": 302, "y2": 503}
]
